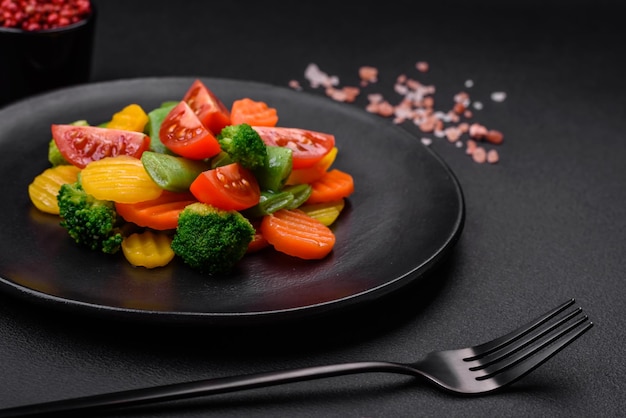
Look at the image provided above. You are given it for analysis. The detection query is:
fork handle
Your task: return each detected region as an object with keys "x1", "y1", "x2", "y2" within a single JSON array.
[{"x1": 0, "y1": 361, "x2": 418, "y2": 417}]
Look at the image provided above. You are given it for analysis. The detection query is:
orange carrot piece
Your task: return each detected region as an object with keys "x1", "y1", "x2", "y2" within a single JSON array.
[
  {"x1": 230, "y1": 98, "x2": 278, "y2": 127},
  {"x1": 115, "y1": 191, "x2": 197, "y2": 230},
  {"x1": 260, "y1": 209, "x2": 335, "y2": 259},
  {"x1": 246, "y1": 219, "x2": 270, "y2": 253},
  {"x1": 305, "y1": 168, "x2": 354, "y2": 204}
]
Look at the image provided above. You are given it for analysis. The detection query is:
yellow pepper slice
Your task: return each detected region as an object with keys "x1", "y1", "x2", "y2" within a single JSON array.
[
  {"x1": 122, "y1": 230, "x2": 175, "y2": 268},
  {"x1": 106, "y1": 104, "x2": 149, "y2": 132},
  {"x1": 81, "y1": 155, "x2": 163, "y2": 203},
  {"x1": 28, "y1": 165, "x2": 81, "y2": 214},
  {"x1": 286, "y1": 147, "x2": 338, "y2": 185},
  {"x1": 299, "y1": 199, "x2": 345, "y2": 226}
]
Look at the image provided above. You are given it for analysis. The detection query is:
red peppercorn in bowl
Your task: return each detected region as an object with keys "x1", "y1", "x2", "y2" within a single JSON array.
[{"x1": 0, "y1": 0, "x2": 96, "y2": 107}]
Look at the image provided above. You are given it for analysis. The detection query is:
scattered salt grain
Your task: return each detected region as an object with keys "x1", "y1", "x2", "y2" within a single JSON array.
[
  {"x1": 487, "y1": 149, "x2": 500, "y2": 163},
  {"x1": 288, "y1": 80, "x2": 302, "y2": 91},
  {"x1": 293, "y1": 62, "x2": 506, "y2": 166},
  {"x1": 466, "y1": 139, "x2": 477, "y2": 155},
  {"x1": 491, "y1": 91, "x2": 507, "y2": 102},
  {"x1": 472, "y1": 146, "x2": 487, "y2": 163},
  {"x1": 485, "y1": 129, "x2": 504, "y2": 144},
  {"x1": 359, "y1": 66, "x2": 378, "y2": 85},
  {"x1": 304, "y1": 63, "x2": 339, "y2": 88},
  {"x1": 469, "y1": 123, "x2": 488, "y2": 139}
]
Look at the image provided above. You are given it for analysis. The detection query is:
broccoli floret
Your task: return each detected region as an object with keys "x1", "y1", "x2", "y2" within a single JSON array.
[
  {"x1": 57, "y1": 181, "x2": 123, "y2": 254},
  {"x1": 217, "y1": 123, "x2": 268, "y2": 170},
  {"x1": 171, "y1": 202, "x2": 255, "y2": 274},
  {"x1": 48, "y1": 139, "x2": 70, "y2": 166}
]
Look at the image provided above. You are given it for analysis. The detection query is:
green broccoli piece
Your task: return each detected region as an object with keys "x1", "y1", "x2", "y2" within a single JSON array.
[
  {"x1": 171, "y1": 202, "x2": 255, "y2": 274},
  {"x1": 57, "y1": 180, "x2": 123, "y2": 254},
  {"x1": 48, "y1": 139, "x2": 70, "y2": 166},
  {"x1": 217, "y1": 123, "x2": 268, "y2": 170}
]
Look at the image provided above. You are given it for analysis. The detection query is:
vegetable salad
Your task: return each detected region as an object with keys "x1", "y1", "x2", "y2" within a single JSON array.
[{"x1": 27, "y1": 79, "x2": 354, "y2": 274}]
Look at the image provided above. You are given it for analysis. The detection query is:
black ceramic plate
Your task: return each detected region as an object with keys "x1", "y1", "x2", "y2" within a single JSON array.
[{"x1": 0, "y1": 77, "x2": 464, "y2": 326}]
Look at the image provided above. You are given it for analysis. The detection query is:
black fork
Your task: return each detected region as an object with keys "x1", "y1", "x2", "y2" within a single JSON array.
[{"x1": 0, "y1": 299, "x2": 593, "y2": 417}]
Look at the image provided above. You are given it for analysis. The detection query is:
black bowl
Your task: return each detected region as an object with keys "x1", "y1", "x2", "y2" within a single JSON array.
[{"x1": 0, "y1": 7, "x2": 96, "y2": 107}]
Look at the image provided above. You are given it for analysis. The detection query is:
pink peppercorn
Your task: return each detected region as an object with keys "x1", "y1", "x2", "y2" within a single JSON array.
[{"x1": 0, "y1": 0, "x2": 91, "y2": 31}]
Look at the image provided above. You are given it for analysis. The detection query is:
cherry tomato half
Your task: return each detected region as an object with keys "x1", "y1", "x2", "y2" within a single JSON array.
[
  {"x1": 51, "y1": 124, "x2": 150, "y2": 169},
  {"x1": 252, "y1": 126, "x2": 335, "y2": 169},
  {"x1": 159, "y1": 101, "x2": 222, "y2": 160},
  {"x1": 190, "y1": 163, "x2": 261, "y2": 211},
  {"x1": 182, "y1": 79, "x2": 231, "y2": 135}
]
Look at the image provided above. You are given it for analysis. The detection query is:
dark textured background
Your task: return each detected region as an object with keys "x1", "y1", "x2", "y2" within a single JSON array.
[{"x1": 1, "y1": 1, "x2": 624, "y2": 416}]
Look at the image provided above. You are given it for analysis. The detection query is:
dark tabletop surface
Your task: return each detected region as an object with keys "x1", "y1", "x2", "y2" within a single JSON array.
[{"x1": 1, "y1": 0, "x2": 624, "y2": 416}]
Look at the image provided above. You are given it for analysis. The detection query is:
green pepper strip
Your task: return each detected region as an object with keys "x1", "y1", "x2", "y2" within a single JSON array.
[{"x1": 243, "y1": 190, "x2": 295, "y2": 218}]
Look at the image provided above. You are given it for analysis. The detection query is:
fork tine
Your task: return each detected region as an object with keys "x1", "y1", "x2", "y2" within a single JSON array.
[
  {"x1": 468, "y1": 306, "x2": 585, "y2": 369},
  {"x1": 474, "y1": 315, "x2": 593, "y2": 387},
  {"x1": 465, "y1": 299, "x2": 576, "y2": 361}
]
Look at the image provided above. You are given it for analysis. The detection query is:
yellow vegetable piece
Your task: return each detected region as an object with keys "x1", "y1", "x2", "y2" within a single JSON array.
[
  {"x1": 81, "y1": 155, "x2": 163, "y2": 203},
  {"x1": 106, "y1": 104, "x2": 149, "y2": 132},
  {"x1": 122, "y1": 230, "x2": 175, "y2": 268},
  {"x1": 28, "y1": 165, "x2": 81, "y2": 214},
  {"x1": 299, "y1": 199, "x2": 345, "y2": 226},
  {"x1": 286, "y1": 146, "x2": 338, "y2": 185}
]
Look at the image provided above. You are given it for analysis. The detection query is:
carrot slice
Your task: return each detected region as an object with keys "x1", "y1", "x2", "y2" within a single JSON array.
[
  {"x1": 246, "y1": 219, "x2": 270, "y2": 253},
  {"x1": 230, "y1": 98, "x2": 278, "y2": 127},
  {"x1": 305, "y1": 168, "x2": 354, "y2": 204},
  {"x1": 115, "y1": 191, "x2": 198, "y2": 230},
  {"x1": 260, "y1": 209, "x2": 335, "y2": 259}
]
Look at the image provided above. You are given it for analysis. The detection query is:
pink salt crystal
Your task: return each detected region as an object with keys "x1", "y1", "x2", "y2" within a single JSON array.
[
  {"x1": 466, "y1": 139, "x2": 477, "y2": 155},
  {"x1": 416, "y1": 61, "x2": 429, "y2": 72},
  {"x1": 366, "y1": 102, "x2": 380, "y2": 113},
  {"x1": 418, "y1": 116, "x2": 437, "y2": 132},
  {"x1": 359, "y1": 66, "x2": 378, "y2": 84},
  {"x1": 487, "y1": 149, "x2": 500, "y2": 163},
  {"x1": 305, "y1": 63, "x2": 339, "y2": 88},
  {"x1": 472, "y1": 147, "x2": 487, "y2": 163},
  {"x1": 469, "y1": 123, "x2": 488, "y2": 139},
  {"x1": 454, "y1": 91, "x2": 470, "y2": 105},
  {"x1": 445, "y1": 127, "x2": 462, "y2": 142},
  {"x1": 326, "y1": 87, "x2": 348, "y2": 102},
  {"x1": 485, "y1": 129, "x2": 504, "y2": 144},
  {"x1": 406, "y1": 78, "x2": 422, "y2": 90},
  {"x1": 377, "y1": 101, "x2": 395, "y2": 117},
  {"x1": 288, "y1": 80, "x2": 302, "y2": 91},
  {"x1": 340, "y1": 86, "x2": 360, "y2": 103},
  {"x1": 367, "y1": 93, "x2": 384, "y2": 104},
  {"x1": 394, "y1": 83, "x2": 409, "y2": 95}
]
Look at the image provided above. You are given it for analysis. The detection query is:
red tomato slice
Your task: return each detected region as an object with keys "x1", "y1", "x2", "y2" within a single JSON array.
[
  {"x1": 51, "y1": 124, "x2": 150, "y2": 169},
  {"x1": 159, "y1": 101, "x2": 222, "y2": 160},
  {"x1": 190, "y1": 163, "x2": 261, "y2": 211},
  {"x1": 182, "y1": 79, "x2": 231, "y2": 135},
  {"x1": 252, "y1": 126, "x2": 335, "y2": 169}
]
